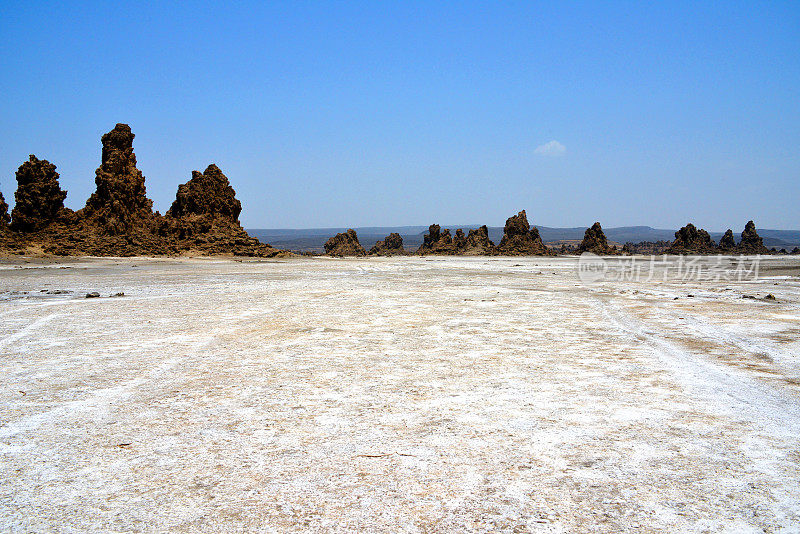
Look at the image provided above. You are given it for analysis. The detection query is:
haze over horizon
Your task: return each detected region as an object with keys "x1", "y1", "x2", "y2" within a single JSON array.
[{"x1": 1, "y1": 2, "x2": 798, "y2": 231}]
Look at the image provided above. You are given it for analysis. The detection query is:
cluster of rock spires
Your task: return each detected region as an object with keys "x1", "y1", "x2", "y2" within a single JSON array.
[
  {"x1": 324, "y1": 210, "x2": 553, "y2": 257},
  {"x1": 0, "y1": 124, "x2": 285, "y2": 257},
  {"x1": 416, "y1": 223, "x2": 498, "y2": 255},
  {"x1": 323, "y1": 217, "x2": 784, "y2": 257},
  {"x1": 664, "y1": 221, "x2": 770, "y2": 255}
]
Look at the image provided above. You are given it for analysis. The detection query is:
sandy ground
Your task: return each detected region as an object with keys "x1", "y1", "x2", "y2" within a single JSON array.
[{"x1": 0, "y1": 255, "x2": 799, "y2": 533}]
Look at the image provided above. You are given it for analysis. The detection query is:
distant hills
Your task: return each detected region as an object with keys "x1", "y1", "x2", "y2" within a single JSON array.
[{"x1": 249, "y1": 225, "x2": 800, "y2": 253}]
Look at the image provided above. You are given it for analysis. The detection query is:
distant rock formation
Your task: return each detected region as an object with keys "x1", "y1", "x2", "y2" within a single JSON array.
[
  {"x1": 10, "y1": 156, "x2": 70, "y2": 232},
  {"x1": 160, "y1": 164, "x2": 280, "y2": 256},
  {"x1": 81, "y1": 124, "x2": 155, "y2": 235},
  {"x1": 497, "y1": 210, "x2": 550, "y2": 255},
  {"x1": 738, "y1": 220, "x2": 769, "y2": 254},
  {"x1": 718, "y1": 229, "x2": 736, "y2": 251},
  {"x1": 0, "y1": 192, "x2": 9, "y2": 227},
  {"x1": 459, "y1": 225, "x2": 496, "y2": 255},
  {"x1": 325, "y1": 229, "x2": 366, "y2": 256},
  {"x1": 576, "y1": 222, "x2": 618, "y2": 255},
  {"x1": 792, "y1": 247, "x2": 800, "y2": 255},
  {"x1": 452, "y1": 229, "x2": 466, "y2": 250},
  {"x1": 665, "y1": 223, "x2": 717, "y2": 254},
  {"x1": 418, "y1": 224, "x2": 457, "y2": 254},
  {"x1": 369, "y1": 232, "x2": 405, "y2": 255},
  {"x1": 621, "y1": 241, "x2": 671, "y2": 255},
  {"x1": 416, "y1": 224, "x2": 496, "y2": 255}
]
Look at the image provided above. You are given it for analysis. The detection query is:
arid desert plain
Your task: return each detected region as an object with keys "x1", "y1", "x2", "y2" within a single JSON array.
[{"x1": 1, "y1": 255, "x2": 799, "y2": 532}]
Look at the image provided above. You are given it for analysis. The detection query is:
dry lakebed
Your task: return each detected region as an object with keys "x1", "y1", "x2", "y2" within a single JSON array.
[{"x1": 1, "y1": 255, "x2": 799, "y2": 532}]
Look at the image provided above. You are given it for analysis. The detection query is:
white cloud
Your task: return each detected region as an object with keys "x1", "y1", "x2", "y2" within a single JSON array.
[{"x1": 534, "y1": 140, "x2": 566, "y2": 157}]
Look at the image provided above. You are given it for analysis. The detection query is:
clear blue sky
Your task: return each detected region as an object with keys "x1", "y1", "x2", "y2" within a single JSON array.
[{"x1": 1, "y1": 1, "x2": 798, "y2": 230}]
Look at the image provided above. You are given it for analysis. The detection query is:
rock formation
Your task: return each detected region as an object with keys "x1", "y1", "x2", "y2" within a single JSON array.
[
  {"x1": 325, "y1": 229, "x2": 366, "y2": 256},
  {"x1": 417, "y1": 224, "x2": 457, "y2": 254},
  {"x1": 167, "y1": 164, "x2": 242, "y2": 221},
  {"x1": 416, "y1": 224, "x2": 496, "y2": 255},
  {"x1": 576, "y1": 222, "x2": 618, "y2": 255},
  {"x1": 738, "y1": 220, "x2": 769, "y2": 254},
  {"x1": 718, "y1": 229, "x2": 736, "y2": 251},
  {"x1": 621, "y1": 241, "x2": 671, "y2": 255},
  {"x1": 497, "y1": 210, "x2": 550, "y2": 255},
  {"x1": 665, "y1": 223, "x2": 717, "y2": 254},
  {"x1": 458, "y1": 225, "x2": 496, "y2": 255},
  {"x1": 0, "y1": 192, "x2": 9, "y2": 227},
  {"x1": 369, "y1": 232, "x2": 405, "y2": 255},
  {"x1": 453, "y1": 229, "x2": 466, "y2": 250},
  {"x1": 792, "y1": 247, "x2": 800, "y2": 255},
  {"x1": 9, "y1": 156, "x2": 70, "y2": 232},
  {"x1": 0, "y1": 124, "x2": 287, "y2": 257},
  {"x1": 160, "y1": 164, "x2": 281, "y2": 256},
  {"x1": 81, "y1": 124, "x2": 155, "y2": 235}
]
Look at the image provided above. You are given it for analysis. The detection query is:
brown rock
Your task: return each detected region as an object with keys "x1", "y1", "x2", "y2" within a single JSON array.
[
  {"x1": 325, "y1": 229, "x2": 366, "y2": 256},
  {"x1": 621, "y1": 241, "x2": 671, "y2": 255},
  {"x1": 665, "y1": 223, "x2": 717, "y2": 254},
  {"x1": 167, "y1": 164, "x2": 241, "y2": 221},
  {"x1": 497, "y1": 210, "x2": 550, "y2": 255},
  {"x1": 369, "y1": 232, "x2": 405, "y2": 255},
  {"x1": 0, "y1": 124, "x2": 288, "y2": 258},
  {"x1": 458, "y1": 225, "x2": 496, "y2": 255},
  {"x1": 738, "y1": 220, "x2": 769, "y2": 254},
  {"x1": 160, "y1": 164, "x2": 282, "y2": 257},
  {"x1": 453, "y1": 229, "x2": 466, "y2": 250},
  {"x1": 0, "y1": 192, "x2": 9, "y2": 227},
  {"x1": 718, "y1": 229, "x2": 736, "y2": 251},
  {"x1": 10, "y1": 155, "x2": 70, "y2": 232},
  {"x1": 81, "y1": 124, "x2": 155, "y2": 235},
  {"x1": 418, "y1": 224, "x2": 457, "y2": 254},
  {"x1": 576, "y1": 222, "x2": 617, "y2": 255}
]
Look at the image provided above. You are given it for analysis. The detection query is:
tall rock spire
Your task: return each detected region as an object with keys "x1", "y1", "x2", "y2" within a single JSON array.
[
  {"x1": 82, "y1": 124, "x2": 154, "y2": 234},
  {"x1": 497, "y1": 210, "x2": 550, "y2": 255}
]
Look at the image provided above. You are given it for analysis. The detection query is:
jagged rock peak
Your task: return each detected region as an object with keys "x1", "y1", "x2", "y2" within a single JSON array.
[
  {"x1": 425, "y1": 224, "x2": 441, "y2": 244},
  {"x1": 83, "y1": 123, "x2": 154, "y2": 234},
  {"x1": 167, "y1": 164, "x2": 242, "y2": 222},
  {"x1": 718, "y1": 229, "x2": 736, "y2": 251},
  {"x1": 467, "y1": 225, "x2": 492, "y2": 246},
  {"x1": 666, "y1": 223, "x2": 716, "y2": 254},
  {"x1": 503, "y1": 210, "x2": 531, "y2": 237},
  {"x1": 369, "y1": 232, "x2": 405, "y2": 255},
  {"x1": 10, "y1": 155, "x2": 69, "y2": 232},
  {"x1": 418, "y1": 224, "x2": 456, "y2": 254},
  {"x1": 497, "y1": 210, "x2": 550, "y2": 255},
  {"x1": 0, "y1": 192, "x2": 9, "y2": 227},
  {"x1": 577, "y1": 222, "x2": 616, "y2": 255},
  {"x1": 459, "y1": 225, "x2": 495, "y2": 255},
  {"x1": 453, "y1": 229, "x2": 466, "y2": 249},
  {"x1": 325, "y1": 229, "x2": 366, "y2": 256},
  {"x1": 739, "y1": 220, "x2": 769, "y2": 254}
]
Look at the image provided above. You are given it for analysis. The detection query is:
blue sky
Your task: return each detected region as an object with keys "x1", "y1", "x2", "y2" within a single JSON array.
[{"x1": 1, "y1": 1, "x2": 798, "y2": 230}]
